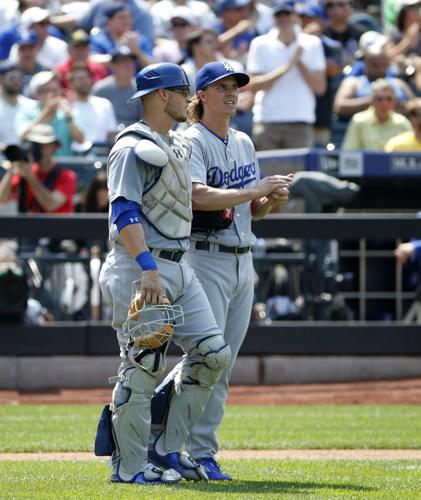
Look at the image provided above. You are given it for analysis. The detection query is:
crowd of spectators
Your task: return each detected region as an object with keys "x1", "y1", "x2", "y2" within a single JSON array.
[
  {"x1": 1, "y1": 1, "x2": 421, "y2": 172},
  {"x1": 1, "y1": 0, "x2": 421, "y2": 322}
]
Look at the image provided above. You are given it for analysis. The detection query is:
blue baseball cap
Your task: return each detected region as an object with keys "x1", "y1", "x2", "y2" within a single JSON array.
[
  {"x1": 16, "y1": 29, "x2": 38, "y2": 47},
  {"x1": 295, "y1": 2, "x2": 324, "y2": 17},
  {"x1": 196, "y1": 61, "x2": 249, "y2": 92},
  {"x1": 104, "y1": 2, "x2": 128, "y2": 19},
  {"x1": 272, "y1": 0, "x2": 295, "y2": 15},
  {"x1": 215, "y1": 0, "x2": 251, "y2": 15}
]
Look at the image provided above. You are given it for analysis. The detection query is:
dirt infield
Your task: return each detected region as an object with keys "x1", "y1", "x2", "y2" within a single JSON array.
[
  {"x1": 1, "y1": 450, "x2": 421, "y2": 461},
  {"x1": 1, "y1": 378, "x2": 421, "y2": 405}
]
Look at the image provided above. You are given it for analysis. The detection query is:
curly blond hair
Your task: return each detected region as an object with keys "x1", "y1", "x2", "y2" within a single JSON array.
[{"x1": 187, "y1": 95, "x2": 204, "y2": 123}]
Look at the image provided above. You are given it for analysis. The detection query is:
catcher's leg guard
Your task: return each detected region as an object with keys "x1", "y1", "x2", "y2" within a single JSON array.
[
  {"x1": 151, "y1": 334, "x2": 231, "y2": 459},
  {"x1": 111, "y1": 350, "x2": 166, "y2": 480}
]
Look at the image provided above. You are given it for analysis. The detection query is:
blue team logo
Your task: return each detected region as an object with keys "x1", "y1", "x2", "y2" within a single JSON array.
[{"x1": 208, "y1": 161, "x2": 256, "y2": 189}]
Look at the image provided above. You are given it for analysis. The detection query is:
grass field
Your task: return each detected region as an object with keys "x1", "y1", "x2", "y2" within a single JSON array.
[
  {"x1": 1, "y1": 404, "x2": 420, "y2": 452},
  {"x1": 1, "y1": 404, "x2": 421, "y2": 498},
  {"x1": 1, "y1": 459, "x2": 421, "y2": 499}
]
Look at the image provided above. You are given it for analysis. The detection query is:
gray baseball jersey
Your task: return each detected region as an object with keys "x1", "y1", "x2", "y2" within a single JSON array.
[{"x1": 184, "y1": 122, "x2": 261, "y2": 247}]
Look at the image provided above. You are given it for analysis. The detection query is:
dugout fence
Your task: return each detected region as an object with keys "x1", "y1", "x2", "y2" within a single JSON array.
[{"x1": 1, "y1": 213, "x2": 421, "y2": 356}]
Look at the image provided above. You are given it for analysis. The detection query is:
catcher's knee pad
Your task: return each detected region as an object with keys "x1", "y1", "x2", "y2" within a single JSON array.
[
  {"x1": 188, "y1": 334, "x2": 231, "y2": 388},
  {"x1": 152, "y1": 335, "x2": 231, "y2": 454},
  {"x1": 111, "y1": 367, "x2": 158, "y2": 477}
]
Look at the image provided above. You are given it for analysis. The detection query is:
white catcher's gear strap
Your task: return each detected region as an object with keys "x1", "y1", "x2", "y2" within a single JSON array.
[
  {"x1": 124, "y1": 285, "x2": 184, "y2": 351},
  {"x1": 154, "y1": 334, "x2": 231, "y2": 453},
  {"x1": 134, "y1": 139, "x2": 168, "y2": 168}
]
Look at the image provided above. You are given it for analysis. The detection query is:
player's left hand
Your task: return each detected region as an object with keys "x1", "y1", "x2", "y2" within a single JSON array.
[{"x1": 268, "y1": 186, "x2": 289, "y2": 206}]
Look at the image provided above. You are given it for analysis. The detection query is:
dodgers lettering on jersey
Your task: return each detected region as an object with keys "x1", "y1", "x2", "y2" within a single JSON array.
[
  {"x1": 184, "y1": 123, "x2": 260, "y2": 248},
  {"x1": 208, "y1": 161, "x2": 257, "y2": 189}
]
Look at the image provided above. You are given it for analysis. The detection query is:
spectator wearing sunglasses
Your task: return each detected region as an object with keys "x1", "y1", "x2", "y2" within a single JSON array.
[
  {"x1": 296, "y1": 2, "x2": 344, "y2": 146},
  {"x1": 385, "y1": 97, "x2": 421, "y2": 151},
  {"x1": 153, "y1": 6, "x2": 199, "y2": 64},
  {"x1": 247, "y1": 0, "x2": 326, "y2": 150},
  {"x1": 151, "y1": 0, "x2": 216, "y2": 39},
  {"x1": 8, "y1": 7, "x2": 68, "y2": 69},
  {"x1": 78, "y1": 0, "x2": 155, "y2": 46},
  {"x1": 322, "y1": 0, "x2": 366, "y2": 66},
  {"x1": 342, "y1": 79, "x2": 412, "y2": 151},
  {"x1": 90, "y1": 3, "x2": 154, "y2": 70},
  {"x1": 214, "y1": 0, "x2": 257, "y2": 62},
  {"x1": 0, "y1": 2, "x2": 65, "y2": 62}
]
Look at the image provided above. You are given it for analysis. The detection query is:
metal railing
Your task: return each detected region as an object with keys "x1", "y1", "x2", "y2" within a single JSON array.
[
  {"x1": 1, "y1": 214, "x2": 421, "y2": 355},
  {"x1": 1, "y1": 213, "x2": 421, "y2": 322}
]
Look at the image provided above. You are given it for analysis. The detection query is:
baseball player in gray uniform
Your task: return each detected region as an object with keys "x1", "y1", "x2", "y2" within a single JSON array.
[
  {"x1": 150, "y1": 61, "x2": 292, "y2": 480},
  {"x1": 184, "y1": 62, "x2": 293, "y2": 480},
  {"x1": 97, "y1": 62, "x2": 231, "y2": 485}
]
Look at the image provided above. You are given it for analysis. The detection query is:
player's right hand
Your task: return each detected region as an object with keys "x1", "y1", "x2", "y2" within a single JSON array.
[{"x1": 139, "y1": 270, "x2": 164, "y2": 305}]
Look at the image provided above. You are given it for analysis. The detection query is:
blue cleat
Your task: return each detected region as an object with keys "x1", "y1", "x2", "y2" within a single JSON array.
[
  {"x1": 196, "y1": 457, "x2": 233, "y2": 481},
  {"x1": 149, "y1": 448, "x2": 208, "y2": 481}
]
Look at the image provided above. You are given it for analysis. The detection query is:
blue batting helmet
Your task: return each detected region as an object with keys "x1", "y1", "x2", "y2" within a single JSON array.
[{"x1": 129, "y1": 63, "x2": 190, "y2": 101}]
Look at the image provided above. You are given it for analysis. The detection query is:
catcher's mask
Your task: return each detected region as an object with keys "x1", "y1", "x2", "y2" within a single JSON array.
[{"x1": 124, "y1": 295, "x2": 184, "y2": 351}]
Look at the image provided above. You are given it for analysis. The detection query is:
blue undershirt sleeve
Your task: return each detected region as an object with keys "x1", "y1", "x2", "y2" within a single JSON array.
[{"x1": 111, "y1": 197, "x2": 142, "y2": 233}]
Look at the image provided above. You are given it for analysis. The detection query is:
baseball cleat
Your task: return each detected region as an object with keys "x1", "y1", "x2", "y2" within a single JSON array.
[
  {"x1": 113, "y1": 462, "x2": 181, "y2": 485},
  {"x1": 149, "y1": 447, "x2": 208, "y2": 481},
  {"x1": 196, "y1": 457, "x2": 233, "y2": 481}
]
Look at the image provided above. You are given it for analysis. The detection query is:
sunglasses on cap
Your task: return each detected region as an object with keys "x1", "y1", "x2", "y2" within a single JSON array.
[
  {"x1": 274, "y1": 10, "x2": 292, "y2": 16},
  {"x1": 373, "y1": 95, "x2": 394, "y2": 102},
  {"x1": 325, "y1": 1, "x2": 350, "y2": 8},
  {"x1": 171, "y1": 20, "x2": 190, "y2": 28}
]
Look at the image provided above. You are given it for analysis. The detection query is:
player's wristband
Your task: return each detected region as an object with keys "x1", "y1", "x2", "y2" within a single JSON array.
[{"x1": 135, "y1": 251, "x2": 158, "y2": 271}]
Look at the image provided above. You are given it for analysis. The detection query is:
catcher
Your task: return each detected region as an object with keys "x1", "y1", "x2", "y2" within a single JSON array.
[{"x1": 95, "y1": 63, "x2": 230, "y2": 485}]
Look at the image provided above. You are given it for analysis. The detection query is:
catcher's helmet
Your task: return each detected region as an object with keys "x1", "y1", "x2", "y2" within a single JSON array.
[
  {"x1": 124, "y1": 296, "x2": 184, "y2": 351},
  {"x1": 129, "y1": 63, "x2": 190, "y2": 101}
]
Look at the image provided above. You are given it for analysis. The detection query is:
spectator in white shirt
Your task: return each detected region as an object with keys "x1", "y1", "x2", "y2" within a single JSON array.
[
  {"x1": 246, "y1": 0, "x2": 326, "y2": 149},
  {"x1": 68, "y1": 63, "x2": 118, "y2": 152}
]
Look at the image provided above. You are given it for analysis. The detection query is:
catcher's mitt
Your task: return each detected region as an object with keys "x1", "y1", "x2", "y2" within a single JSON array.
[{"x1": 124, "y1": 293, "x2": 184, "y2": 350}]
